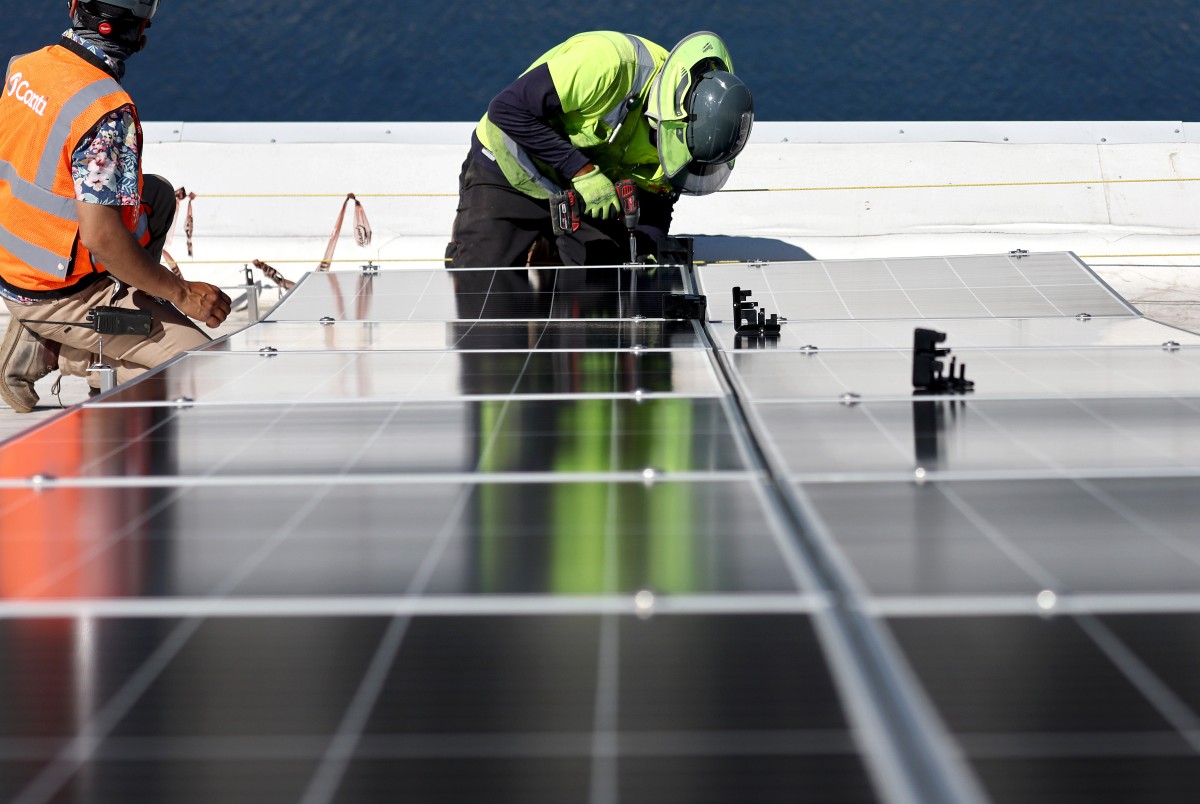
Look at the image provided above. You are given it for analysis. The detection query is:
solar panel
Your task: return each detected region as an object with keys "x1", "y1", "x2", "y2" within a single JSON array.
[
  {"x1": 709, "y1": 316, "x2": 1200, "y2": 351},
  {"x1": 727, "y1": 347, "x2": 1200, "y2": 402},
  {"x1": 698, "y1": 251, "x2": 1200, "y2": 801},
  {"x1": 270, "y1": 265, "x2": 690, "y2": 321},
  {"x1": 221, "y1": 320, "x2": 707, "y2": 352},
  {"x1": 698, "y1": 252, "x2": 1135, "y2": 322},
  {"x1": 86, "y1": 349, "x2": 724, "y2": 405},
  {"x1": 1, "y1": 252, "x2": 1196, "y2": 803}
]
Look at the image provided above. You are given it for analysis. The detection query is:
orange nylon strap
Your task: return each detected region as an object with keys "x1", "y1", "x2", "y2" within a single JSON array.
[
  {"x1": 168, "y1": 187, "x2": 196, "y2": 257},
  {"x1": 160, "y1": 248, "x2": 183, "y2": 276},
  {"x1": 252, "y1": 259, "x2": 295, "y2": 290},
  {"x1": 318, "y1": 193, "x2": 372, "y2": 271}
]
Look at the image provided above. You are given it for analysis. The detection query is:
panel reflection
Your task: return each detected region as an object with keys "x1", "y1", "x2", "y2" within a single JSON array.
[
  {"x1": 450, "y1": 263, "x2": 687, "y2": 321},
  {"x1": 0, "y1": 479, "x2": 795, "y2": 600},
  {"x1": 431, "y1": 482, "x2": 797, "y2": 596}
]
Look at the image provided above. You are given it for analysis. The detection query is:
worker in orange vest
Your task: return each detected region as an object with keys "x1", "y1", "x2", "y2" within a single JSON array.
[{"x1": 0, "y1": 0, "x2": 230, "y2": 414}]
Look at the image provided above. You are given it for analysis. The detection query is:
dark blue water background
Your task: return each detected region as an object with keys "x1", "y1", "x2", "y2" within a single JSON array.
[{"x1": 4, "y1": 0, "x2": 1199, "y2": 122}]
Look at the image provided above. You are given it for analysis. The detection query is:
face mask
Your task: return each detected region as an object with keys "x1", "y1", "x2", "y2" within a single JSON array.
[{"x1": 70, "y1": 5, "x2": 148, "y2": 71}]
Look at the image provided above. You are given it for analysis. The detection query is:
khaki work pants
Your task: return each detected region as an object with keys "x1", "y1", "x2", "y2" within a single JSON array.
[{"x1": 4, "y1": 175, "x2": 209, "y2": 386}]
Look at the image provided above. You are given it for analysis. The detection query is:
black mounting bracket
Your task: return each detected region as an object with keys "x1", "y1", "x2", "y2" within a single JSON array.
[
  {"x1": 732, "y1": 287, "x2": 781, "y2": 336},
  {"x1": 659, "y1": 236, "x2": 694, "y2": 269},
  {"x1": 913, "y1": 328, "x2": 974, "y2": 394},
  {"x1": 662, "y1": 293, "x2": 707, "y2": 320}
]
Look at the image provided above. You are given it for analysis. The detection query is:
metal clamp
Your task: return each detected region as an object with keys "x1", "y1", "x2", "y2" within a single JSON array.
[
  {"x1": 243, "y1": 266, "x2": 261, "y2": 322},
  {"x1": 913, "y1": 328, "x2": 974, "y2": 394}
]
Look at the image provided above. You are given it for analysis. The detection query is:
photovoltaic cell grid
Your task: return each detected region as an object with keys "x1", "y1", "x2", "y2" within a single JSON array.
[
  {"x1": 0, "y1": 252, "x2": 1196, "y2": 802},
  {"x1": 695, "y1": 252, "x2": 1200, "y2": 803},
  {"x1": 0, "y1": 263, "x2": 877, "y2": 804},
  {"x1": 702, "y1": 252, "x2": 1136, "y2": 323}
]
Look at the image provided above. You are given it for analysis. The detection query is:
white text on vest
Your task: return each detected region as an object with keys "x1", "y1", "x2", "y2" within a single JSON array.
[{"x1": 5, "y1": 73, "x2": 48, "y2": 117}]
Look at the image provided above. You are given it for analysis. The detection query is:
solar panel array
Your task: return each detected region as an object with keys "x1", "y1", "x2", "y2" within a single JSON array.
[{"x1": 0, "y1": 251, "x2": 1198, "y2": 802}]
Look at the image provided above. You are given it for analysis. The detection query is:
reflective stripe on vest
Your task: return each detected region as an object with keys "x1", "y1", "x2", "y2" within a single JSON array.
[
  {"x1": 131, "y1": 207, "x2": 148, "y2": 241},
  {"x1": 501, "y1": 132, "x2": 563, "y2": 196},
  {"x1": 0, "y1": 219, "x2": 67, "y2": 277},
  {"x1": 0, "y1": 158, "x2": 76, "y2": 218},
  {"x1": 600, "y1": 35, "x2": 657, "y2": 137}
]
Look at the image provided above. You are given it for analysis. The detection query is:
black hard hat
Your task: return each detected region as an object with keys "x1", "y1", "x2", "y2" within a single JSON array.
[
  {"x1": 70, "y1": 0, "x2": 158, "y2": 23},
  {"x1": 686, "y1": 70, "x2": 754, "y2": 165},
  {"x1": 70, "y1": 0, "x2": 156, "y2": 48}
]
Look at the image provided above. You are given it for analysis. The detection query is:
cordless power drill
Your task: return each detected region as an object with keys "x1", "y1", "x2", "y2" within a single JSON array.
[
  {"x1": 550, "y1": 179, "x2": 641, "y2": 264},
  {"x1": 614, "y1": 179, "x2": 640, "y2": 264}
]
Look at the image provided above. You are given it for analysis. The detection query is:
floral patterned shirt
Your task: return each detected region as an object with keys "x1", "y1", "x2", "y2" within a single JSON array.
[{"x1": 63, "y1": 30, "x2": 140, "y2": 209}]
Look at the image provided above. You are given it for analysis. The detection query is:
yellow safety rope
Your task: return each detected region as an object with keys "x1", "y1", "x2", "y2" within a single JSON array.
[
  {"x1": 719, "y1": 176, "x2": 1200, "y2": 193},
  {"x1": 168, "y1": 174, "x2": 1200, "y2": 199},
  {"x1": 194, "y1": 192, "x2": 457, "y2": 198},
  {"x1": 203, "y1": 254, "x2": 1200, "y2": 265},
  {"x1": 197, "y1": 257, "x2": 445, "y2": 265}
]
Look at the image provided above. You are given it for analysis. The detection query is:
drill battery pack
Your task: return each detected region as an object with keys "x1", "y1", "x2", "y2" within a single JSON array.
[{"x1": 549, "y1": 190, "x2": 582, "y2": 236}]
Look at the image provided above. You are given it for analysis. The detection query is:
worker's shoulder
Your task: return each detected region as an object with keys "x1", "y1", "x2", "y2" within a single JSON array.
[{"x1": 555, "y1": 31, "x2": 659, "y2": 60}]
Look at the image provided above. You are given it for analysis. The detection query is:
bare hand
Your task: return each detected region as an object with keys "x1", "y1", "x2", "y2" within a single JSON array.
[{"x1": 179, "y1": 280, "x2": 232, "y2": 328}]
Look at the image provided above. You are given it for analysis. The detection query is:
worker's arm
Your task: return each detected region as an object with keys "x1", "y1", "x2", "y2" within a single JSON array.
[
  {"x1": 75, "y1": 201, "x2": 230, "y2": 328},
  {"x1": 488, "y1": 63, "x2": 592, "y2": 180}
]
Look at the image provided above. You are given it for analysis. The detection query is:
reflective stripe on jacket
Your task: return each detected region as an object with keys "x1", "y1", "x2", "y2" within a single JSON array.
[
  {"x1": 477, "y1": 32, "x2": 670, "y2": 199},
  {"x1": 0, "y1": 44, "x2": 143, "y2": 293}
]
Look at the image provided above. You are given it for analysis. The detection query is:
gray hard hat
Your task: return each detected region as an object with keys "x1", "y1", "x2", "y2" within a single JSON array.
[
  {"x1": 686, "y1": 70, "x2": 754, "y2": 165},
  {"x1": 70, "y1": 0, "x2": 159, "y2": 21},
  {"x1": 646, "y1": 32, "x2": 755, "y2": 195}
]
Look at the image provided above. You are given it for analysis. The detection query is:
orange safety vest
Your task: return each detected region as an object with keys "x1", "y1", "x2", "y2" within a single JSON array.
[{"x1": 0, "y1": 43, "x2": 144, "y2": 294}]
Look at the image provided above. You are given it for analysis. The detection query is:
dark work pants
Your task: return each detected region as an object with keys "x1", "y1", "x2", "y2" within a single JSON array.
[
  {"x1": 445, "y1": 154, "x2": 680, "y2": 322},
  {"x1": 446, "y1": 155, "x2": 630, "y2": 271},
  {"x1": 140, "y1": 173, "x2": 177, "y2": 262}
]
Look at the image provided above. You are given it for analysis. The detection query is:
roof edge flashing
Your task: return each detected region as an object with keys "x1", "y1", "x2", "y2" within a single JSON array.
[
  {"x1": 142, "y1": 121, "x2": 1197, "y2": 147},
  {"x1": 753, "y1": 121, "x2": 1190, "y2": 145}
]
